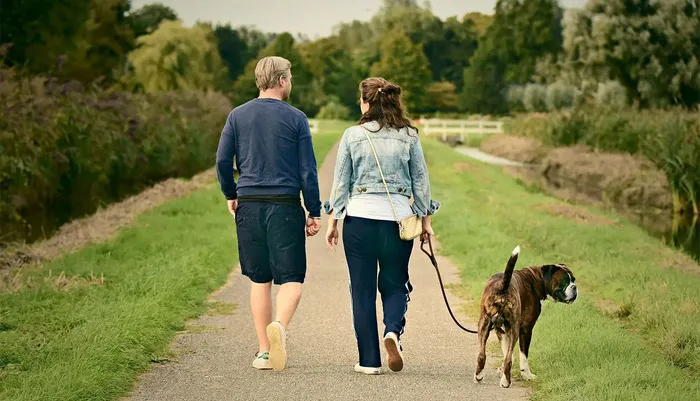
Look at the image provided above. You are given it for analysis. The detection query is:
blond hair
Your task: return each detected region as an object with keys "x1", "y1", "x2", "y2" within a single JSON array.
[{"x1": 255, "y1": 56, "x2": 291, "y2": 91}]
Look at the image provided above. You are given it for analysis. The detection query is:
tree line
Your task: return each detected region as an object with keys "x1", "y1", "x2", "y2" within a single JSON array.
[{"x1": 2, "y1": 0, "x2": 698, "y2": 118}]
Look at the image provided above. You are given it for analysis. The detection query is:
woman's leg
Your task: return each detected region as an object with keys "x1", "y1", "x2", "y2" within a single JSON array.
[
  {"x1": 342, "y1": 216, "x2": 382, "y2": 368},
  {"x1": 377, "y1": 221, "x2": 414, "y2": 338}
]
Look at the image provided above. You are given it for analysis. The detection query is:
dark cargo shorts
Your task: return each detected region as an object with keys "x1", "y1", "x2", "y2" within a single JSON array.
[{"x1": 235, "y1": 201, "x2": 307, "y2": 285}]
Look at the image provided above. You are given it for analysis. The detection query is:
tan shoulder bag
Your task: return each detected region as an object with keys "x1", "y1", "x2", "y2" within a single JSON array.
[{"x1": 360, "y1": 126, "x2": 423, "y2": 241}]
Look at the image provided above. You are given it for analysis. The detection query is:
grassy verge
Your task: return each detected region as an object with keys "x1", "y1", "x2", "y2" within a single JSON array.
[
  {"x1": 0, "y1": 132, "x2": 339, "y2": 401},
  {"x1": 423, "y1": 137, "x2": 700, "y2": 400}
]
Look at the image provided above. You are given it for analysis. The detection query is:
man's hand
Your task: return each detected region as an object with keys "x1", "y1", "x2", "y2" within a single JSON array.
[
  {"x1": 306, "y1": 217, "x2": 321, "y2": 237},
  {"x1": 227, "y1": 199, "x2": 238, "y2": 216}
]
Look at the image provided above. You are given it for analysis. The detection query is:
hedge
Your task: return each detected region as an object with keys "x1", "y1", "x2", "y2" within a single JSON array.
[{"x1": 0, "y1": 69, "x2": 231, "y2": 242}]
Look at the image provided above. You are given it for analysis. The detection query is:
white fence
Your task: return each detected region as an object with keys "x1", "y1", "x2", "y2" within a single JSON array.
[
  {"x1": 308, "y1": 119, "x2": 320, "y2": 134},
  {"x1": 420, "y1": 118, "x2": 503, "y2": 143}
]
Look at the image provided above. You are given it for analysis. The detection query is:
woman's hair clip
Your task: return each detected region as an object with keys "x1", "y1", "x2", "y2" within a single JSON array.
[{"x1": 377, "y1": 87, "x2": 384, "y2": 94}]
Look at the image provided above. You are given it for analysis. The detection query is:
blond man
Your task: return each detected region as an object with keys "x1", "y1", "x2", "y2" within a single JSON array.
[{"x1": 216, "y1": 56, "x2": 322, "y2": 371}]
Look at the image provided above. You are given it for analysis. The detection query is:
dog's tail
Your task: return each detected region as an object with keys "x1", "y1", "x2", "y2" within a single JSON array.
[{"x1": 500, "y1": 245, "x2": 520, "y2": 292}]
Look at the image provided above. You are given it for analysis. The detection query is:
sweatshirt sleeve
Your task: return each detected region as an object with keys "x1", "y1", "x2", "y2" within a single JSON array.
[
  {"x1": 297, "y1": 115, "x2": 321, "y2": 217},
  {"x1": 215, "y1": 112, "x2": 238, "y2": 200}
]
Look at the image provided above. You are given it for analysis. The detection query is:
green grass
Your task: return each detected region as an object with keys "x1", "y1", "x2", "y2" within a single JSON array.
[
  {"x1": 0, "y1": 136, "x2": 339, "y2": 401},
  {"x1": 422, "y1": 137, "x2": 700, "y2": 400}
]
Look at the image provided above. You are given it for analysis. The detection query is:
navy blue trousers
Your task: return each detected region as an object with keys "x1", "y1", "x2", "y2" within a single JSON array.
[{"x1": 342, "y1": 216, "x2": 414, "y2": 368}]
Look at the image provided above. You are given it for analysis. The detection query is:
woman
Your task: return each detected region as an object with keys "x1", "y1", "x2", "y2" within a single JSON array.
[{"x1": 323, "y1": 77, "x2": 440, "y2": 375}]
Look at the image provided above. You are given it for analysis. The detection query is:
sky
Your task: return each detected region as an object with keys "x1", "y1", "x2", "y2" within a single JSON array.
[{"x1": 130, "y1": 0, "x2": 589, "y2": 39}]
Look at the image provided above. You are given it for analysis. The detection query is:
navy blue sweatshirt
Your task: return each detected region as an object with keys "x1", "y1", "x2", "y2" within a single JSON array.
[{"x1": 215, "y1": 98, "x2": 321, "y2": 217}]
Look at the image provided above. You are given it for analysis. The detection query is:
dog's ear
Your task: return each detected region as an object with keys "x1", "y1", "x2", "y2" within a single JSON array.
[{"x1": 541, "y1": 264, "x2": 557, "y2": 282}]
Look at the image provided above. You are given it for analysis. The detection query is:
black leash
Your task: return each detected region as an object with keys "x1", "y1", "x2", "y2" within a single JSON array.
[{"x1": 420, "y1": 237, "x2": 478, "y2": 334}]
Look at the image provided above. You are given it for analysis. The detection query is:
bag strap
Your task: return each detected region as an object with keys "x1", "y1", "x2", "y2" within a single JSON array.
[{"x1": 360, "y1": 125, "x2": 400, "y2": 223}]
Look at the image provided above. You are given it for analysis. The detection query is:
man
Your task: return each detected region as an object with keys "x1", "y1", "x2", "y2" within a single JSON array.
[{"x1": 215, "y1": 56, "x2": 322, "y2": 372}]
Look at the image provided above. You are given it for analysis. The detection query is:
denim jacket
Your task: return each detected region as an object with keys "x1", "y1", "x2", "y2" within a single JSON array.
[{"x1": 323, "y1": 121, "x2": 441, "y2": 220}]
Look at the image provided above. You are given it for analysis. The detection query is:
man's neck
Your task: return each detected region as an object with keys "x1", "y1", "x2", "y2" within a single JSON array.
[{"x1": 258, "y1": 90, "x2": 283, "y2": 101}]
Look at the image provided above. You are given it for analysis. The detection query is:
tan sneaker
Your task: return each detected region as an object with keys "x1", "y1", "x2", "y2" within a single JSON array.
[
  {"x1": 384, "y1": 332, "x2": 404, "y2": 372},
  {"x1": 266, "y1": 321, "x2": 287, "y2": 371},
  {"x1": 252, "y1": 352, "x2": 272, "y2": 370}
]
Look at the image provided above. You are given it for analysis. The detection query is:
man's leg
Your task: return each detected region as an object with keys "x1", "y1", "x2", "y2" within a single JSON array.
[
  {"x1": 265, "y1": 203, "x2": 307, "y2": 370},
  {"x1": 236, "y1": 202, "x2": 274, "y2": 369},
  {"x1": 275, "y1": 282, "x2": 302, "y2": 328},
  {"x1": 250, "y1": 281, "x2": 272, "y2": 352}
]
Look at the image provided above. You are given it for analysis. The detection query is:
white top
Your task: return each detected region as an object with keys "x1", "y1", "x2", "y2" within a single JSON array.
[{"x1": 346, "y1": 193, "x2": 414, "y2": 222}]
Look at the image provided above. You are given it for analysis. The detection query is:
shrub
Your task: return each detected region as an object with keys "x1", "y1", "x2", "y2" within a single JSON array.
[
  {"x1": 507, "y1": 85, "x2": 525, "y2": 112},
  {"x1": 546, "y1": 81, "x2": 579, "y2": 111},
  {"x1": 523, "y1": 84, "x2": 547, "y2": 112},
  {"x1": 316, "y1": 101, "x2": 350, "y2": 120},
  {"x1": 595, "y1": 81, "x2": 628, "y2": 107},
  {"x1": 0, "y1": 69, "x2": 231, "y2": 242}
]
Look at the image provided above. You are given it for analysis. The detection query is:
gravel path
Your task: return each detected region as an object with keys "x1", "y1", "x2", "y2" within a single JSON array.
[{"x1": 124, "y1": 142, "x2": 530, "y2": 401}]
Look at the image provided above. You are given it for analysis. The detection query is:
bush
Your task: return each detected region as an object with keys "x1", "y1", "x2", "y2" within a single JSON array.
[
  {"x1": 316, "y1": 101, "x2": 350, "y2": 120},
  {"x1": 507, "y1": 85, "x2": 525, "y2": 112},
  {"x1": 595, "y1": 81, "x2": 627, "y2": 107},
  {"x1": 523, "y1": 84, "x2": 547, "y2": 112},
  {"x1": 546, "y1": 81, "x2": 579, "y2": 111},
  {"x1": 0, "y1": 69, "x2": 231, "y2": 242}
]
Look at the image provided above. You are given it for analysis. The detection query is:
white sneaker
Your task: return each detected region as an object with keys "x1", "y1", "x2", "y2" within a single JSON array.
[
  {"x1": 354, "y1": 363, "x2": 382, "y2": 375},
  {"x1": 383, "y1": 332, "x2": 404, "y2": 372},
  {"x1": 266, "y1": 321, "x2": 287, "y2": 371},
  {"x1": 252, "y1": 352, "x2": 272, "y2": 370}
]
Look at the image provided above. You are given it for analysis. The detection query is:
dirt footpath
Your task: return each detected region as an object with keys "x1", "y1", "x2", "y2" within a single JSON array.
[{"x1": 124, "y1": 143, "x2": 530, "y2": 401}]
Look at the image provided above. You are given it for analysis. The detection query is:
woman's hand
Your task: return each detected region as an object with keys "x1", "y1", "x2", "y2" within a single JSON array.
[
  {"x1": 421, "y1": 215, "x2": 435, "y2": 242},
  {"x1": 326, "y1": 220, "x2": 339, "y2": 249}
]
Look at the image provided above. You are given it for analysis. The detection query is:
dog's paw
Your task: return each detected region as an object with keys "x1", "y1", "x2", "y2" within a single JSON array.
[
  {"x1": 499, "y1": 375, "x2": 511, "y2": 388},
  {"x1": 520, "y1": 370, "x2": 537, "y2": 381},
  {"x1": 474, "y1": 372, "x2": 484, "y2": 383}
]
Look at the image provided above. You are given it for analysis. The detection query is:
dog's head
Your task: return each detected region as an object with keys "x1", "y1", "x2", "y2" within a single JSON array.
[{"x1": 541, "y1": 264, "x2": 577, "y2": 304}]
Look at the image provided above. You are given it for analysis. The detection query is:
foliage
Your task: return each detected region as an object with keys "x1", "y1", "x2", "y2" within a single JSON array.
[
  {"x1": 128, "y1": 2, "x2": 177, "y2": 38},
  {"x1": 562, "y1": 0, "x2": 700, "y2": 108},
  {"x1": 462, "y1": 12, "x2": 493, "y2": 36},
  {"x1": 594, "y1": 81, "x2": 628, "y2": 107},
  {"x1": 0, "y1": 0, "x2": 92, "y2": 74},
  {"x1": 127, "y1": 20, "x2": 228, "y2": 92},
  {"x1": 317, "y1": 100, "x2": 351, "y2": 120},
  {"x1": 0, "y1": 0, "x2": 133, "y2": 84},
  {"x1": 545, "y1": 81, "x2": 579, "y2": 111},
  {"x1": 215, "y1": 25, "x2": 270, "y2": 85},
  {"x1": 0, "y1": 68, "x2": 231, "y2": 241},
  {"x1": 425, "y1": 81, "x2": 459, "y2": 114},
  {"x1": 370, "y1": 30, "x2": 432, "y2": 114},
  {"x1": 461, "y1": 0, "x2": 564, "y2": 114},
  {"x1": 523, "y1": 83, "x2": 547, "y2": 112},
  {"x1": 507, "y1": 85, "x2": 526, "y2": 112}
]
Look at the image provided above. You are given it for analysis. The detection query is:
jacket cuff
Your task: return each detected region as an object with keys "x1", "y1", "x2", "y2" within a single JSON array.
[
  {"x1": 411, "y1": 199, "x2": 441, "y2": 217},
  {"x1": 323, "y1": 201, "x2": 347, "y2": 219}
]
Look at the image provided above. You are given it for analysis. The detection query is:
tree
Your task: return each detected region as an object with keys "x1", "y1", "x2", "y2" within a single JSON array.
[
  {"x1": 460, "y1": 0, "x2": 564, "y2": 114},
  {"x1": 561, "y1": 0, "x2": 700, "y2": 108},
  {"x1": 0, "y1": 0, "x2": 92, "y2": 73},
  {"x1": 370, "y1": 30, "x2": 432, "y2": 114},
  {"x1": 463, "y1": 12, "x2": 493, "y2": 37},
  {"x1": 128, "y1": 2, "x2": 177, "y2": 38},
  {"x1": 214, "y1": 25, "x2": 270, "y2": 84},
  {"x1": 127, "y1": 20, "x2": 227, "y2": 92},
  {"x1": 299, "y1": 36, "x2": 361, "y2": 117},
  {"x1": 59, "y1": 0, "x2": 135, "y2": 83}
]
